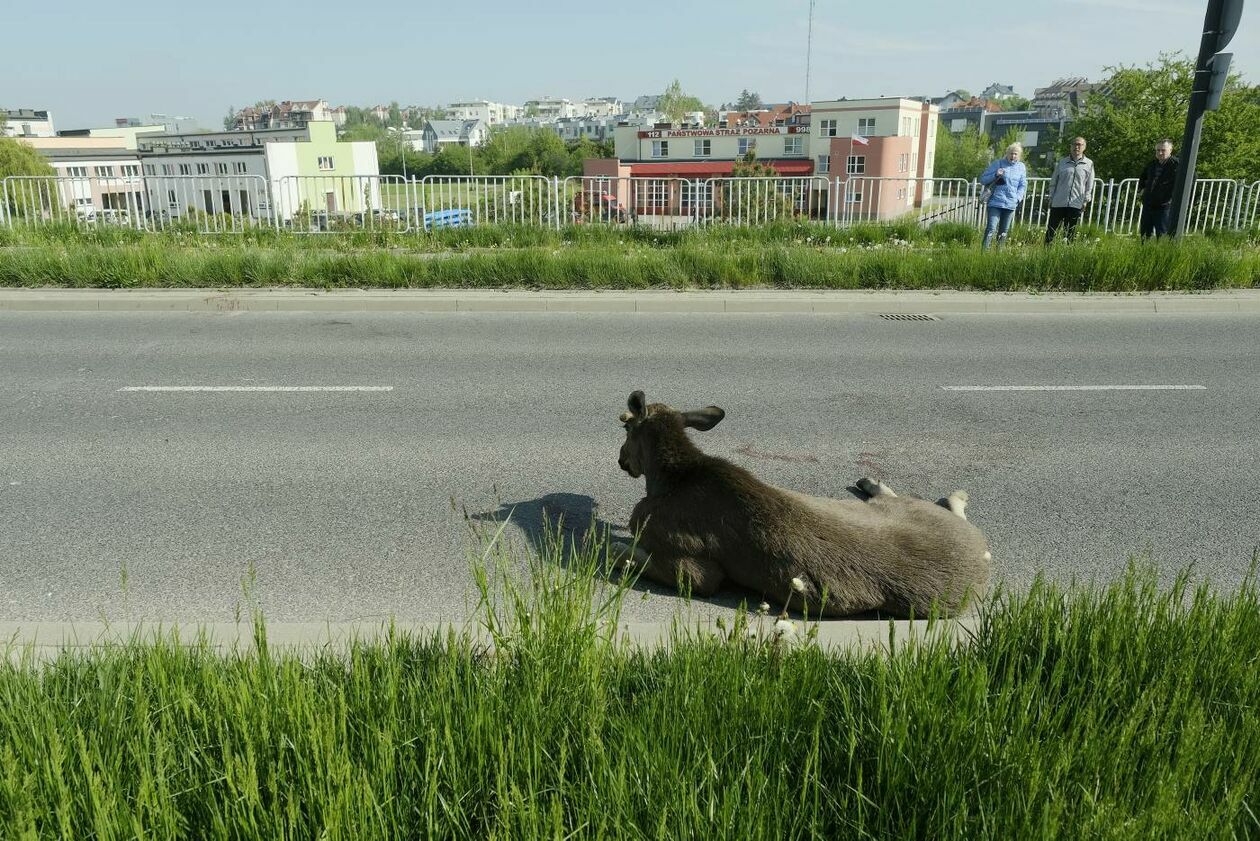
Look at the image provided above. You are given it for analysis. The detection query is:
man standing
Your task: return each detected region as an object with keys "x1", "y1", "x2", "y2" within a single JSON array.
[
  {"x1": 1138, "y1": 139, "x2": 1178, "y2": 239},
  {"x1": 1044, "y1": 137, "x2": 1095, "y2": 244}
]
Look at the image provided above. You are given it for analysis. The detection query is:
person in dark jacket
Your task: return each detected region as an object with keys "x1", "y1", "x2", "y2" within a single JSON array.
[{"x1": 1138, "y1": 139, "x2": 1178, "y2": 239}]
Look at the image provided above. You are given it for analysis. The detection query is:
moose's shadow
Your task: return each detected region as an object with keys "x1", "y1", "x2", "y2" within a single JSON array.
[{"x1": 465, "y1": 492, "x2": 887, "y2": 617}]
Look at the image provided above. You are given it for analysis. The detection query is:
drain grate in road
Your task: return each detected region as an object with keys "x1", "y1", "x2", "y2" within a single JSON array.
[{"x1": 878, "y1": 313, "x2": 939, "y2": 321}]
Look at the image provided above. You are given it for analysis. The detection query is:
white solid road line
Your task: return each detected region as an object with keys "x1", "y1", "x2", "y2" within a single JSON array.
[
  {"x1": 941, "y1": 385, "x2": 1207, "y2": 392},
  {"x1": 118, "y1": 386, "x2": 395, "y2": 392}
]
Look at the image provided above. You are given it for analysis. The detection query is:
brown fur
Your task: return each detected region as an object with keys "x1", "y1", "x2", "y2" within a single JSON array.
[{"x1": 616, "y1": 391, "x2": 990, "y2": 617}]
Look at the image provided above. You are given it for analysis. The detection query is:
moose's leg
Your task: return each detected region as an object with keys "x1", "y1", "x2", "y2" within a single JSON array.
[
  {"x1": 944, "y1": 490, "x2": 969, "y2": 520},
  {"x1": 639, "y1": 553, "x2": 726, "y2": 597},
  {"x1": 608, "y1": 539, "x2": 651, "y2": 567},
  {"x1": 856, "y1": 477, "x2": 898, "y2": 498}
]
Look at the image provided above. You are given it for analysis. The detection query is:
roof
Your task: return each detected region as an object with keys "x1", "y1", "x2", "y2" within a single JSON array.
[{"x1": 628, "y1": 159, "x2": 814, "y2": 177}]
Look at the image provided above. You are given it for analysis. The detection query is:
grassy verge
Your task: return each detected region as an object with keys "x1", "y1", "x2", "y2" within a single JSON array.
[
  {"x1": 1, "y1": 234, "x2": 1257, "y2": 291},
  {"x1": 2, "y1": 524, "x2": 1259, "y2": 838}
]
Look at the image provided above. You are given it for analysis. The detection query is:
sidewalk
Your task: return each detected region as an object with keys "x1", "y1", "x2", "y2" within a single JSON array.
[
  {"x1": 2, "y1": 287, "x2": 1259, "y2": 314},
  {"x1": 1, "y1": 617, "x2": 977, "y2": 660}
]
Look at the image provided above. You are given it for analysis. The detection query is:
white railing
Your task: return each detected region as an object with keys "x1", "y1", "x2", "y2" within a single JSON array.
[
  {"x1": 3, "y1": 173, "x2": 1259, "y2": 236},
  {"x1": 418, "y1": 175, "x2": 555, "y2": 230},
  {"x1": 273, "y1": 174, "x2": 407, "y2": 233},
  {"x1": 1, "y1": 174, "x2": 272, "y2": 233}
]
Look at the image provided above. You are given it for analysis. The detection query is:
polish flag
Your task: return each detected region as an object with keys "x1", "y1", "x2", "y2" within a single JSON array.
[{"x1": 851, "y1": 134, "x2": 870, "y2": 146}]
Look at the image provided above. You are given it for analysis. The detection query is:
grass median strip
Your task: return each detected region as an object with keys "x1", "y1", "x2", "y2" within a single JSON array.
[
  {"x1": 2, "y1": 522, "x2": 1258, "y2": 837},
  {"x1": 1, "y1": 221, "x2": 1258, "y2": 291},
  {"x1": 1, "y1": 237, "x2": 1257, "y2": 292}
]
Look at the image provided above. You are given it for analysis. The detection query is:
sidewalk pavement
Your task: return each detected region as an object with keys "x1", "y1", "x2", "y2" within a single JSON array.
[
  {"x1": 2, "y1": 287, "x2": 1259, "y2": 314},
  {"x1": 1, "y1": 617, "x2": 976, "y2": 660}
]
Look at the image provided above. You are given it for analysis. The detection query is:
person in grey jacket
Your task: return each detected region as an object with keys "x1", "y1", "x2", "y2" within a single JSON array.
[
  {"x1": 1044, "y1": 136, "x2": 1095, "y2": 243},
  {"x1": 978, "y1": 142, "x2": 1028, "y2": 250}
]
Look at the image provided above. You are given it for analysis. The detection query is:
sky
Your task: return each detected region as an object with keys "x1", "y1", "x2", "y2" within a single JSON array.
[{"x1": 2, "y1": 0, "x2": 1254, "y2": 131}]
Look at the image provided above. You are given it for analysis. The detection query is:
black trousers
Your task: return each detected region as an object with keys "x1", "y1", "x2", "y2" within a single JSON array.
[
  {"x1": 1044, "y1": 206, "x2": 1083, "y2": 243},
  {"x1": 1140, "y1": 204, "x2": 1172, "y2": 239}
]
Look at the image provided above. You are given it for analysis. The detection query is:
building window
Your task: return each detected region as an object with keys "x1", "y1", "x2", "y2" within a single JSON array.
[
  {"x1": 651, "y1": 140, "x2": 668, "y2": 158},
  {"x1": 121, "y1": 165, "x2": 139, "y2": 177},
  {"x1": 858, "y1": 117, "x2": 876, "y2": 134},
  {"x1": 820, "y1": 119, "x2": 837, "y2": 137},
  {"x1": 846, "y1": 155, "x2": 866, "y2": 175},
  {"x1": 898, "y1": 153, "x2": 909, "y2": 173},
  {"x1": 216, "y1": 162, "x2": 229, "y2": 175},
  {"x1": 178, "y1": 164, "x2": 191, "y2": 175},
  {"x1": 144, "y1": 164, "x2": 155, "y2": 175},
  {"x1": 161, "y1": 164, "x2": 173, "y2": 175},
  {"x1": 694, "y1": 139, "x2": 711, "y2": 157},
  {"x1": 95, "y1": 166, "x2": 113, "y2": 177},
  {"x1": 234, "y1": 162, "x2": 247, "y2": 174},
  {"x1": 847, "y1": 190, "x2": 864, "y2": 204},
  {"x1": 646, "y1": 179, "x2": 669, "y2": 210},
  {"x1": 817, "y1": 155, "x2": 830, "y2": 174},
  {"x1": 683, "y1": 181, "x2": 713, "y2": 212},
  {"x1": 67, "y1": 166, "x2": 88, "y2": 177},
  {"x1": 317, "y1": 156, "x2": 334, "y2": 170},
  {"x1": 785, "y1": 136, "x2": 803, "y2": 155},
  {"x1": 197, "y1": 163, "x2": 209, "y2": 175},
  {"x1": 737, "y1": 138, "x2": 756, "y2": 156},
  {"x1": 167, "y1": 189, "x2": 177, "y2": 210}
]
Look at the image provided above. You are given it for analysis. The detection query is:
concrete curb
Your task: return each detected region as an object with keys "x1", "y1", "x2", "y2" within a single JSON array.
[
  {"x1": 2, "y1": 287, "x2": 1259, "y2": 314},
  {"x1": 1, "y1": 618, "x2": 976, "y2": 658}
]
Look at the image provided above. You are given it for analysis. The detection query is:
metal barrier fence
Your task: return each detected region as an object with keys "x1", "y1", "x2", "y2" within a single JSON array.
[
  {"x1": 3, "y1": 173, "x2": 1259, "y2": 236},
  {"x1": 419, "y1": 175, "x2": 556, "y2": 229},
  {"x1": 1, "y1": 174, "x2": 273, "y2": 233},
  {"x1": 273, "y1": 174, "x2": 407, "y2": 233}
]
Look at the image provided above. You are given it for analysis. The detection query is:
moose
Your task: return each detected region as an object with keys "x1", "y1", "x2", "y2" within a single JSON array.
[{"x1": 613, "y1": 390, "x2": 991, "y2": 617}]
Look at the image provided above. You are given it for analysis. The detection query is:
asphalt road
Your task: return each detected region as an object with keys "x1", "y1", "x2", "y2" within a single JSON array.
[{"x1": 2, "y1": 309, "x2": 1257, "y2": 623}]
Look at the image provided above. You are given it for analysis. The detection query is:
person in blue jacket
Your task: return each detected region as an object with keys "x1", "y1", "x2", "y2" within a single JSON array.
[{"x1": 979, "y1": 142, "x2": 1028, "y2": 250}]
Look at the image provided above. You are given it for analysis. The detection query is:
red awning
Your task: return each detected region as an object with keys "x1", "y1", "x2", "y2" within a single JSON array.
[{"x1": 628, "y1": 159, "x2": 815, "y2": 177}]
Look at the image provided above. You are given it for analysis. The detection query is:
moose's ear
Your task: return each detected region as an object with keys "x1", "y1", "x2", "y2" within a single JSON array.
[
  {"x1": 627, "y1": 391, "x2": 646, "y2": 417},
  {"x1": 683, "y1": 406, "x2": 725, "y2": 431}
]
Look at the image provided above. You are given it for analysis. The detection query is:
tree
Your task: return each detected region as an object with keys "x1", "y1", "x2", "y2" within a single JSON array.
[
  {"x1": 999, "y1": 95, "x2": 1032, "y2": 111},
  {"x1": 734, "y1": 89, "x2": 763, "y2": 111},
  {"x1": 223, "y1": 105, "x2": 236, "y2": 131},
  {"x1": 0, "y1": 138, "x2": 56, "y2": 219},
  {"x1": 721, "y1": 151, "x2": 794, "y2": 220},
  {"x1": 1068, "y1": 52, "x2": 1260, "y2": 182},
  {"x1": 386, "y1": 101, "x2": 404, "y2": 129},
  {"x1": 658, "y1": 79, "x2": 705, "y2": 124},
  {"x1": 933, "y1": 126, "x2": 994, "y2": 179},
  {"x1": 0, "y1": 137, "x2": 55, "y2": 179}
]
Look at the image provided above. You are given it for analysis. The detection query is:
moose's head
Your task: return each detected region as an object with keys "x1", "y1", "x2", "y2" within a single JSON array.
[{"x1": 617, "y1": 390, "x2": 725, "y2": 479}]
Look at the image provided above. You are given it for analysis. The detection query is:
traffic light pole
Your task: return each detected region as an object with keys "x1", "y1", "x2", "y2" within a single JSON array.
[{"x1": 1170, "y1": 0, "x2": 1244, "y2": 237}]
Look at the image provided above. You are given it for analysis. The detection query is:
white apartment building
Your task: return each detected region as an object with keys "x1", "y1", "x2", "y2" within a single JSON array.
[
  {"x1": 522, "y1": 97, "x2": 580, "y2": 120},
  {"x1": 445, "y1": 100, "x2": 523, "y2": 126},
  {"x1": 2, "y1": 109, "x2": 56, "y2": 137},
  {"x1": 136, "y1": 122, "x2": 378, "y2": 221},
  {"x1": 16, "y1": 137, "x2": 144, "y2": 218}
]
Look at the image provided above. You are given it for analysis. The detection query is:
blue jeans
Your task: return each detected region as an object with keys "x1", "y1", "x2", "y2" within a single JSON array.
[{"x1": 983, "y1": 206, "x2": 1014, "y2": 249}]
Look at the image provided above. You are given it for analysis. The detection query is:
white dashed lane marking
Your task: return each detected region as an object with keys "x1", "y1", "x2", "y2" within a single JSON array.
[{"x1": 941, "y1": 385, "x2": 1206, "y2": 392}]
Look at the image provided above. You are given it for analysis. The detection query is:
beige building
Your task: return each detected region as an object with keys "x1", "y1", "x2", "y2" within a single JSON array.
[{"x1": 586, "y1": 97, "x2": 940, "y2": 220}]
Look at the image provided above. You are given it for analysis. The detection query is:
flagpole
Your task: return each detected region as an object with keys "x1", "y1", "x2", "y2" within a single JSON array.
[{"x1": 805, "y1": 0, "x2": 815, "y2": 105}]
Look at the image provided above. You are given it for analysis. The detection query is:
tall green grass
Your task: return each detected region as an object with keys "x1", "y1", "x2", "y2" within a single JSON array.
[
  {"x1": 1, "y1": 236, "x2": 1257, "y2": 291},
  {"x1": 2, "y1": 519, "x2": 1259, "y2": 838}
]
